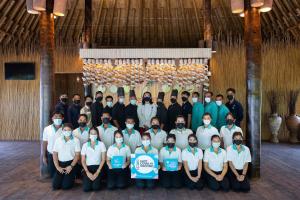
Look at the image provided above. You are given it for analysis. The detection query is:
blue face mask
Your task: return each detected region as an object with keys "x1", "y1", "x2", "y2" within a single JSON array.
[{"x1": 53, "y1": 118, "x2": 62, "y2": 126}]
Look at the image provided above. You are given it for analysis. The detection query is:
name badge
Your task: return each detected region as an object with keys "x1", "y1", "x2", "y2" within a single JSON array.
[
  {"x1": 164, "y1": 158, "x2": 178, "y2": 171},
  {"x1": 111, "y1": 156, "x2": 124, "y2": 169}
]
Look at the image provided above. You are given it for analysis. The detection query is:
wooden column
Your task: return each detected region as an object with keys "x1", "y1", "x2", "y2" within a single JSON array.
[
  {"x1": 39, "y1": 0, "x2": 55, "y2": 177},
  {"x1": 203, "y1": 0, "x2": 212, "y2": 48},
  {"x1": 83, "y1": 0, "x2": 92, "y2": 96},
  {"x1": 244, "y1": 0, "x2": 262, "y2": 178}
]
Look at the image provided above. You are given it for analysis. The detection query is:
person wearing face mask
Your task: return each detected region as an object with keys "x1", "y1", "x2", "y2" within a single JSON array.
[
  {"x1": 191, "y1": 92, "x2": 204, "y2": 132},
  {"x1": 73, "y1": 114, "x2": 90, "y2": 148},
  {"x1": 159, "y1": 134, "x2": 182, "y2": 188},
  {"x1": 215, "y1": 94, "x2": 230, "y2": 130},
  {"x1": 55, "y1": 94, "x2": 69, "y2": 123},
  {"x1": 42, "y1": 111, "x2": 64, "y2": 178},
  {"x1": 125, "y1": 90, "x2": 139, "y2": 130},
  {"x1": 170, "y1": 115, "x2": 193, "y2": 150},
  {"x1": 145, "y1": 117, "x2": 167, "y2": 150},
  {"x1": 80, "y1": 95, "x2": 93, "y2": 127},
  {"x1": 91, "y1": 91, "x2": 104, "y2": 127},
  {"x1": 137, "y1": 91, "x2": 157, "y2": 133},
  {"x1": 220, "y1": 113, "x2": 243, "y2": 148},
  {"x1": 204, "y1": 91, "x2": 218, "y2": 127},
  {"x1": 67, "y1": 94, "x2": 82, "y2": 129},
  {"x1": 97, "y1": 112, "x2": 118, "y2": 149},
  {"x1": 166, "y1": 89, "x2": 182, "y2": 132},
  {"x1": 122, "y1": 116, "x2": 142, "y2": 153},
  {"x1": 155, "y1": 92, "x2": 168, "y2": 131},
  {"x1": 112, "y1": 87, "x2": 126, "y2": 130},
  {"x1": 227, "y1": 132, "x2": 251, "y2": 192},
  {"x1": 104, "y1": 95, "x2": 114, "y2": 117},
  {"x1": 181, "y1": 91, "x2": 193, "y2": 129},
  {"x1": 52, "y1": 123, "x2": 81, "y2": 190},
  {"x1": 106, "y1": 130, "x2": 131, "y2": 189},
  {"x1": 196, "y1": 113, "x2": 219, "y2": 151},
  {"x1": 134, "y1": 132, "x2": 159, "y2": 189},
  {"x1": 182, "y1": 134, "x2": 204, "y2": 190},
  {"x1": 204, "y1": 135, "x2": 229, "y2": 192},
  {"x1": 225, "y1": 88, "x2": 244, "y2": 127},
  {"x1": 81, "y1": 127, "x2": 106, "y2": 192}
]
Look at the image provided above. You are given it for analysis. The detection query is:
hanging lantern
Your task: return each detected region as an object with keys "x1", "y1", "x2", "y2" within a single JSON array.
[
  {"x1": 26, "y1": 0, "x2": 40, "y2": 14},
  {"x1": 251, "y1": 0, "x2": 264, "y2": 8},
  {"x1": 260, "y1": 0, "x2": 272, "y2": 12},
  {"x1": 33, "y1": 0, "x2": 46, "y2": 11},
  {"x1": 53, "y1": 0, "x2": 68, "y2": 16},
  {"x1": 231, "y1": 0, "x2": 244, "y2": 14}
]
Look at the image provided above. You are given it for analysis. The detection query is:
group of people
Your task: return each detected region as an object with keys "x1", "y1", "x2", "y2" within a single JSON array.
[{"x1": 42, "y1": 87, "x2": 250, "y2": 192}]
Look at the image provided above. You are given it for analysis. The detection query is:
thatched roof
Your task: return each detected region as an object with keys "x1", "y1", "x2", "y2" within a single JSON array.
[{"x1": 0, "y1": 0, "x2": 300, "y2": 48}]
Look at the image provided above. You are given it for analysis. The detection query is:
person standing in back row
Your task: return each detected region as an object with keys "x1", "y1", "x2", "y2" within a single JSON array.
[
  {"x1": 225, "y1": 88, "x2": 244, "y2": 127},
  {"x1": 181, "y1": 91, "x2": 193, "y2": 129},
  {"x1": 112, "y1": 87, "x2": 126, "y2": 130},
  {"x1": 166, "y1": 89, "x2": 182, "y2": 132},
  {"x1": 91, "y1": 91, "x2": 104, "y2": 127},
  {"x1": 204, "y1": 91, "x2": 218, "y2": 127},
  {"x1": 156, "y1": 92, "x2": 168, "y2": 131},
  {"x1": 124, "y1": 90, "x2": 139, "y2": 130},
  {"x1": 68, "y1": 94, "x2": 82, "y2": 129},
  {"x1": 55, "y1": 94, "x2": 69, "y2": 123}
]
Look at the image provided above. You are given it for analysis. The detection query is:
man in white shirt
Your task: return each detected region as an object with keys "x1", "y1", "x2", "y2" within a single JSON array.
[
  {"x1": 122, "y1": 116, "x2": 142, "y2": 152},
  {"x1": 97, "y1": 112, "x2": 118, "y2": 149},
  {"x1": 145, "y1": 117, "x2": 167, "y2": 150},
  {"x1": 220, "y1": 112, "x2": 243, "y2": 148},
  {"x1": 73, "y1": 114, "x2": 90, "y2": 148}
]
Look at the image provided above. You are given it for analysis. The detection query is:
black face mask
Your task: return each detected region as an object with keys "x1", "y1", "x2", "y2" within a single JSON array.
[
  {"x1": 227, "y1": 119, "x2": 234, "y2": 125},
  {"x1": 233, "y1": 139, "x2": 243, "y2": 145},
  {"x1": 189, "y1": 142, "x2": 197, "y2": 148},
  {"x1": 102, "y1": 117, "x2": 110, "y2": 124},
  {"x1": 176, "y1": 123, "x2": 185, "y2": 129},
  {"x1": 143, "y1": 97, "x2": 151, "y2": 102},
  {"x1": 227, "y1": 95, "x2": 234, "y2": 101},
  {"x1": 167, "y1": 143, "x2": 175, "y2": 148},
  {"x1": 170, "y1": 98, "x2": 177, "y2": 104},
  {"x1": 79, "y1": 122, "x2": 87, "y2": 127},
  {"x1": 151, "y1": 124, "x2": 160, "y2": 130},
  {"x1": 181, "y1": 97, "x2": 188, "y2": 102},
  {"x1": 74, "y1": 100, "x2": 80, "y2": 105},
  {"x1": 86, "y1": 102, "x2": 92, "y2": 106},
  {"x1": 96, "y1": 97, "x2": 103, "y2": 102},
  {"x1": 61, "y1": 98, "x2": 68, "y2": 103}
]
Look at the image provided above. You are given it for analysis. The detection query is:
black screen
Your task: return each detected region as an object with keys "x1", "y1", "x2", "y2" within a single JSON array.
[{"x1": 4, "y1": 62, "x2": 35, "y2": 80}]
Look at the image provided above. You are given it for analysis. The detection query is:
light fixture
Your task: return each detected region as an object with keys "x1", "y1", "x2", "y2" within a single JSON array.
[
  {"x1": 212, "y1": 41, "x2": 217, "y2": 53},
  {"x1": 53, "y1": 0, "x2": 68, "y2": 16},
  {"x1": 240, "y1": 12, "x2": 245, "y2": 17},
  {"x1": 251, "y1": 0, "x2": 264, "y2": 8},
  {"x1": 26, "y1": 0, "x2": 40, "y2": 14},
  {"x1": 231, "y1": 0, "x2": 244, "y2": 14},
  {"x1": 260, "y1": 0, "x2": 273, "y2": 12},
  {"x1": 33, "y1": 0, "x2": 46, "y2": 11}
]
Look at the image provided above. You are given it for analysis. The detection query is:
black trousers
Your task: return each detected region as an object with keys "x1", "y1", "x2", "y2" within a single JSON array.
[
  {"x1": 47, "y1": 152, "x2": 56, "y2": 178},
  {"x1": 107, "y1": 168, "x2": 129, "y2": 189},
  {"x1": 205, "y1": 170, "x2": 230, "y2": 192},
  {"x1": 228, "y1": 169, "x2": 250, "y2": 192},
  {"x1": 135, "y1": 179, "x2": 156, "y2": 189},
  {"x1": 160, "y1": 170, "x2": 182, "y2": 188},
  {"x1": 183, "y1": 170, "x2": 204, "y2": 190},
  {"x1": 52, "y1": 160, "x2": 75, "y2": 190},
  {"x1": 83, "y1": 165, "x2": 102, "y2": 192}
]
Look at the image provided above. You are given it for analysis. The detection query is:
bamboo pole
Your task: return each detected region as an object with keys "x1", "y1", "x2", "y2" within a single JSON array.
[{"x1": 244, "y1": 0, "x2": 262, "y2": 179}]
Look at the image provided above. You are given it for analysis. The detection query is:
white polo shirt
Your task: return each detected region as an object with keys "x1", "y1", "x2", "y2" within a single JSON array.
[
  {"x1": 73, "y1": 127, "x2": 90, "y2": 148},
  {"x1": 226, "y1": 144, "x2": 251, "y2": 170},
  {"x1": 196, "y1": 125, "x2": 219, "y2": 150},
  {"x1": 135, "y1": 145, "x2": 158, "y2": 154},
  {"x1": 42, "y1": 124, "x2": 63, "y2": 154},
  {"x1": 97, "y1": 124, "x2": 118, "y2": 149},
  {"x1": 220, "y1": 125, "x2": 243, "y2": 148},
  {"x1": 146, "y1": 129, "x2": 167, "y2": 150},
  {"x1": 159, "y1": 146, "x2": 182, "y2": 163},
  {"x1": 107, "y1": 143, "x2": 131, "y2": 160},
  {"x1": 81, "y1": 140, "x2": 106, "y2": 166},
  {"x1": 122, "y1": 129, "x2": 142, "y2": 153},
  {"x1": 170, "y1": 128, "x2": 193, "y2": 150},
  {"x1": 203, "y1": 147, "x2": 227, "y2": 172},
  {"x1": 182, "y1": 147, "x2": 203, "y2": 171},
  {"x1": 53, "y1": 136, "x2": 81, "y2": 162}
]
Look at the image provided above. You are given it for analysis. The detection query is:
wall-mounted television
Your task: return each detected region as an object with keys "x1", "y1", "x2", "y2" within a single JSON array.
[{"x1": 4, "y1": 62, "x2": 35, "y2": 80}]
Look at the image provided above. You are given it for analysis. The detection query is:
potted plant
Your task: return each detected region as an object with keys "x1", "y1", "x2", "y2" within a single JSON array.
[
  {"x1": 267, "y1": 91, "x2": 282, "y2": 143},
  {"x1": 285, "y1": 90, "x2": 300, "y2": 143}
]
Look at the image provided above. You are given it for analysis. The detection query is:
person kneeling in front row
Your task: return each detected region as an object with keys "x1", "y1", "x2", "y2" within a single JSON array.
[
  {"x1": 52, "y1": 123, "x2": 80, "y2": 190},
  {"x1": 204, "y1": 134, "x2": 230, "y2": 192},
  {"x1": 227, "y1": 132, "x2": 251, "y2": 192},
  {"x1": 81, "y1": 127, "x2": 106, "y2": 192},
  {"x1": 106, "y1": 130, "x2": 131, "y2": 190},
  {"x1": 182, "y1": 134, "x2": 204, "y2": 190}
]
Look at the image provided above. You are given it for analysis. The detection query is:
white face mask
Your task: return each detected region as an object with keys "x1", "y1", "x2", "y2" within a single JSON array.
[
  {"x1": 192, "y1": 97, "x2": 198, "y2": 103},
  {"x1": 53, "y1": 118, "x2": 62, "y2": 126},
  {"x1": 205, "y1": 97, "x2": 211, "y2": 103},
  {"x1": 90, "y1": 135, "x2": 98, "y2": 141},
  {"x1": 212, "y1": 142, "x2": 220, "y2": 148},
  {"x1": 63, "y1": 130, "x2": 72, "y2": 137},
  {"x1": 130, "y1": 99, "x2": 137, "y2": 105},
  {"x1": 203, "y1": 119, "x2": 211, "y2": 126},
  {"x1": 118, "y1": 98, "x2": 125, "y2": 104},
  {"x1": 216, "y1": 100, "x2": 222, "y2": 106},
  {"x1": 142, "y1": 140, "x2": 151, "y2": 147},
  {"x1": 106, "y1": 101, "x2": 113, "y2": 107},
  {"x1": 126, "y1": 123, "x2": 134, "y2": 130},
  {"x1": 115, "y1": 137, "x2": 123, "y2": 144}
]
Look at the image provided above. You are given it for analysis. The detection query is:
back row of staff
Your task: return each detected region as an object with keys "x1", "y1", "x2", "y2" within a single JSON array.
[{"x1": 55, "y1": 87, "x2": 243, "y2": 133}]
